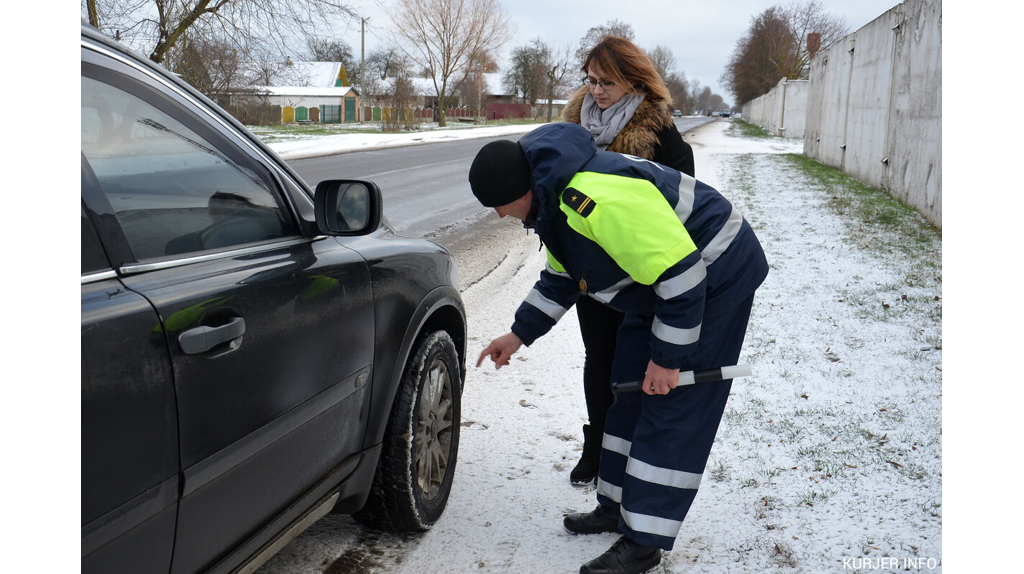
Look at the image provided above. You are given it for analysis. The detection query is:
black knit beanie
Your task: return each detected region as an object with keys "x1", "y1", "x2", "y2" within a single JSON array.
[{"x1": 469, "y1": 140, "x2": 531, "y2": 207}]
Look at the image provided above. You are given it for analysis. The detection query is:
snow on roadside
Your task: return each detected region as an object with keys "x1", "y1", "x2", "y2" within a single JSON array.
[
  {"x1": 266, "y1": 123, "x2": 548, "y2": 160},
  {"x1": 682, "y1": 125, "x2": 942, "y2": 572}
]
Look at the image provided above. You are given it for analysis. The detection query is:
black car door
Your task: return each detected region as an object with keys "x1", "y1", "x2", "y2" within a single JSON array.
[
  {"x1": 82, "y1": 180, "x2": 179, "y2": 574},
  {"x1": 81, "y1": 45, "x2": 375, "y2": 574}
]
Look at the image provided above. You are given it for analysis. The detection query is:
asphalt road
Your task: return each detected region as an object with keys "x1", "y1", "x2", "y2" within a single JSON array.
[{"x1": 287, "y1": 116, "x2": 715, "y2": 252}]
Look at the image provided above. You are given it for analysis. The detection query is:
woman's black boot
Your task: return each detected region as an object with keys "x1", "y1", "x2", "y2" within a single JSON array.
[{"x1": 570, "y1": 424, "x2": 603, "y2": 485}]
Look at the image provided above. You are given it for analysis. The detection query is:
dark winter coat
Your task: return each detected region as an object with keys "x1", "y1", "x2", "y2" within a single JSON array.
[{"x1": 562, "y1": 86, "x2": 695, "y2": 177}]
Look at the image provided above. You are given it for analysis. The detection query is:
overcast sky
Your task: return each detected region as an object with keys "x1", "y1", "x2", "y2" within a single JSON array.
[{"x1": 344, "y1": 0, "x2": 903, "y2": 106}]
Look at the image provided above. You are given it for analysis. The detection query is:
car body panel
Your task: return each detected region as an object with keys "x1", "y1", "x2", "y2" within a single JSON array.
[
  {"x1": 82, "y1": 156, "x2": 180, "y2": 574},
  {"x1": 341, "y1": 232, "x2": 466, "y2": 451},
  {"x1": 116, "y1": 239, "x2": 374, "y2": 574},
  {"x1": 81, "y1": 276, "x2": 181, "y2": 573}
]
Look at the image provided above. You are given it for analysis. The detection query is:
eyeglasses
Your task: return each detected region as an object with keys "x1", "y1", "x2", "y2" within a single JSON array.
[{"x1": 582, "y1": 77, "x2": 616, "y2": 90}]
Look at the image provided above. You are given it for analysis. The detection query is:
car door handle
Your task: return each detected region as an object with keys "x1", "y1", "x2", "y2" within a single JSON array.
[{"x1": 178, "y1": 317, "x2": 246, "y2": 355}]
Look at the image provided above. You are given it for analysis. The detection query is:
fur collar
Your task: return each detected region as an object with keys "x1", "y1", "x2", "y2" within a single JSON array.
[{"x1": 561, "y1": 86, "x2": 673, "y2": 160}]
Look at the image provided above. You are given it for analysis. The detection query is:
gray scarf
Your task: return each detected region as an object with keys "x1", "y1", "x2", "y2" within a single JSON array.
[{"x1": 579, "y1": 92, "x2": 644, "y2": 150}]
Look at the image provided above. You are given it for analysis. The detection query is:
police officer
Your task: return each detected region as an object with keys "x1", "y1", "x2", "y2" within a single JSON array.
[{"x1": 470, "y1": 122, "x2": 768, "y2": 574}]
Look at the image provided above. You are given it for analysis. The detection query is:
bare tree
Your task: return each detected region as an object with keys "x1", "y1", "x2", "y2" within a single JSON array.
[
  {"x1": 643, "y1": 45, "x2": 689, "y2": 113},
  {"x1": 454, "y1": 52, "x2": 498, "y2": 121},
  {"x1": 168, "y1": 33, "x2": 243, "y2": 101},
  {"x1": 503, "y1": 38, "x2": 574, "y2": 120},
  {"x1": 782, "y1": 0, "x2": 848, "y2": 78},
  {"x1": 307, "y1": 38, "x2": 355, "y2": 67},
  {"x1": 707, "y1": 93, "x2": 724, "y2": 113},
  {"x1": 248, "y1": 53, "x2": 285, "y2": 86},
  {"x1": 574, "y1": 19, "x2": 635, "y2": 68},
  {"x1": 541, "y1": 42, "x2": 575, "y2": 122},
  {"x1": 645, "y1": 45, "x2": 676, "y2": 81},
  {"x1": 380, "y1": 76, "x2": 416, "y2": 132},
  {"x1": 721, "y1": 0, "x2": 848, "y2": 106},
  {"x1": 663, "y1": 71, "x2": 689, "y2": 114},
  {"x1": 389, "y1": 0, "x2": 516, "y2": 127},
  {"x1": 697, "y1": 86, "x2": 712, "y2": 115},
  {"x1": 721, "y1": 6, "x2": 792, "y2": 106},
  {"x1": 686, "y1": 79, "x2": 702, "y2": 113},
  {"x1": 86, "y1": 0, "x2": 99, "y2": 26},
  {"x1": 83, "y1": 0, "x2": 358, "y2": 66},
  {"x1": 503, "y1": 39, "x2": 547, "y2": 106},
  {"x1": 365, "y1": 47, "x2": 408, "y2": 81}
]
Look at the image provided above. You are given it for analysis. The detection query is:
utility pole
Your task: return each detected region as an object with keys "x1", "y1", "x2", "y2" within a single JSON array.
[
  {"x1": 360, "y1": 17, "x2": 368, "y2": 122},
  {"x1": 476, "y1": 60, "x2": 482, "y2": 125}
]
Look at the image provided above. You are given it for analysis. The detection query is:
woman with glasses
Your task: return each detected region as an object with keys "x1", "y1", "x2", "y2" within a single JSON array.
[{"x1": 561, "y1": 35, "x2": 696, "y2": 487}]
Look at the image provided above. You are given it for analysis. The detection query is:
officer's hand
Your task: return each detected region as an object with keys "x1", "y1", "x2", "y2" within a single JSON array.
[
  {"x1": 643, "y1": 360, "x2": 679, "y2": 395},
  {"x1": 477, "y1": 332, "x2": 523, "y2": 369}
]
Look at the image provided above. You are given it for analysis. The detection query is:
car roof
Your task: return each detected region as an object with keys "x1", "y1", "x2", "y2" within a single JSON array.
[{"x1": 82, "y1": 23, "x2": 201, "y2": 105}]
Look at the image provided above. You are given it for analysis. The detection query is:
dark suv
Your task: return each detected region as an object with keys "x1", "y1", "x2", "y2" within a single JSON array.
[{"x1": 81, "y1": 25, "x2": 466, "y2": 574}]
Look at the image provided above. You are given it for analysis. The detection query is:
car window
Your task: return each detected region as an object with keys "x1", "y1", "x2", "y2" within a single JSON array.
[
  {"x1": 81, "y1": 75, "x2": 293, "y2": 261},
  {"x1": 82, "y1": 204, "x2": 111, "y2": 275}
]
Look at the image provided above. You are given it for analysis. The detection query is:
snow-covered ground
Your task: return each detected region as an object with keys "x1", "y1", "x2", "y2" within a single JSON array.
[
  {"x1": 264, "y1": 122, "x2": 550, "y2": 160},
  {"x1": 258, "y1": 120, "x2": 943, "y2": 573}
]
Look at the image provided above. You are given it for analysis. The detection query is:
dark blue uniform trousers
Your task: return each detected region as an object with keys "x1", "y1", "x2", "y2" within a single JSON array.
[{"x1": 595, "y1": 295, "x2": 754, "y2": 551}]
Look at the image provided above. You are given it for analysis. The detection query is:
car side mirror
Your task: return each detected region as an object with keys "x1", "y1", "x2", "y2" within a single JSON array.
[{"x1": 314, "y1": 180, "x2": 383, "y2": 235}]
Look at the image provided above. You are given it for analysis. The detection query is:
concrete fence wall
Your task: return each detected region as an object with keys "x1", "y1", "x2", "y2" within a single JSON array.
[
  {"x1": 741, "y1": 78, "x2": 809, "y2": 139},
  {"x1": 805, "y1": 0, "x2": 941, "y2": 227}
]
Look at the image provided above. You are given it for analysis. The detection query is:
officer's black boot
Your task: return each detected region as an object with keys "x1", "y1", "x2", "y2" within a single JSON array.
[
  {"x1": 579, "y1": 536, "x2": 662, "y2": 574},
  {"x1": 564, "y1": 504, "x2": 620, "y2": 535},
  {"x1": 570, "y1": 424, "x2": 603, "y2": 485}
]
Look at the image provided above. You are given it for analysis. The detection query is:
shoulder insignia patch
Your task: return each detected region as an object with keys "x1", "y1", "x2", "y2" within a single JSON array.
[{"x1": 562, "y1": 187, "x2": 596, "y2": 217}]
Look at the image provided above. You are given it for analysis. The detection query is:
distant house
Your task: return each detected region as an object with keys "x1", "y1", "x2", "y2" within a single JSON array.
[
  {"x1": 370, "y1": 73, "x2": 526, "y2": 121},
  {"x1": 535, "y1": 98, "x2": 570, "y2": 118},
  {"x1": 370, "y1": 73, "x2": 515, "y2": 108},
  {"x1": 226, "y1": 59, "x2": 361, "y2": 123}
]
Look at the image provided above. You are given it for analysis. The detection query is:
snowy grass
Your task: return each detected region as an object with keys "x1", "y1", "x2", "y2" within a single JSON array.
[
  {"x1": 249, "y1": 118, "x2": 543, "y2": 143},
  {"x1": 695, "y1": 126, "x2": 943, "y2": 571},
  {"x1": 248, "y1": 122, "x2": 386, "y2": 142},
  {"x1": 732, "y1": 119, "x2": 776, "y2": 140}
]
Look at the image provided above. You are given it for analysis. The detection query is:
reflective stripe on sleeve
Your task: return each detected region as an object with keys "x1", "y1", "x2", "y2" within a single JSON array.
[
  {"x1": 673, "y1": 174, "x2": 697, "y2": 222},
  {"x1": 653, "y1": 261, "x2": 706, "y2": 300},
  {"x1": 651, "y1": 317, "x2": 701, "y2": 346},
  {"x1": 626, "y1": 458, "x2": 703, "y2": 490},
  {"x1": 590, "y1": 276, "x2": 635, "y2": 304},
  {"x1": 524, "y1": 289, "x2": 569, "y2": 321},
  {"x1": 602, "y1": 433, "x2": 631, "y2": 457},
  {"x1": 702, "y1": 207, "x2": 743, "y2": 265},
  {"x1": 621, "y1": 507, "x2": 683, "y2": 539}
]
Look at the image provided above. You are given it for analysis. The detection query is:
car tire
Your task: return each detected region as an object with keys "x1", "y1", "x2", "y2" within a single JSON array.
[{"x1": 354, "y1": 330, "x2": 461, "y2": 532}]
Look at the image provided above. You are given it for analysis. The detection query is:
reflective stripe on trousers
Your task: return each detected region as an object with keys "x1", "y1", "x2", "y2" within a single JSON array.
[{"x1": 593, "y1": 296, "x2": 754, "y2": 551}]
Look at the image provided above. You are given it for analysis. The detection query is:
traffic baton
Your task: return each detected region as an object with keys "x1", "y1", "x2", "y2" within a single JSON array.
[{"x1": 611, "y1": 365, "x2": 753, "y2": 394}]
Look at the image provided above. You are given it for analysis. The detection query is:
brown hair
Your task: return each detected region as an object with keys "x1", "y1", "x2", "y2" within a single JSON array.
[{"x1": 583, "y1": 36, "x2": 671, "y2": 104}]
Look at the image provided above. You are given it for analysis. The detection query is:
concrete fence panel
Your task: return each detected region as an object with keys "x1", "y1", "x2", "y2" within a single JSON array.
[
  {"x1": 806, "y1": 34, "x2": 855, "y2": 169},
  {"x1": 806, "y1": 0, "x2": 941, "y2": 227},
  {"x1": 886, "y1": 0, "x2": 942, "y2": 226},
  {"x1": 741, "y1": 79, "x2": 808, "y2": 138},
  {"x1": 844, "y1": 10, "x2": 900, "y2": 189},
  {"x1": 780, "y1": 80, "x2": 808, "y2": 138}
]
